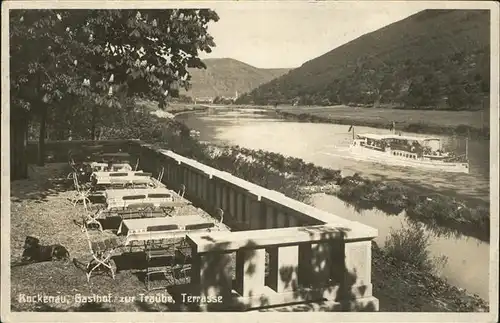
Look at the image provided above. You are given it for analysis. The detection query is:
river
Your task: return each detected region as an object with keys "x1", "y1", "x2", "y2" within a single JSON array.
[{"x1": 175, "y1": 108, "x2": 490, "y2": 301}]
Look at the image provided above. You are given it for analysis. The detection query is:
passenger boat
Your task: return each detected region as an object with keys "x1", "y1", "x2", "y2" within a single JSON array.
[{"x1": 348, "y1": 128, "x2": 470, "y2": 174}]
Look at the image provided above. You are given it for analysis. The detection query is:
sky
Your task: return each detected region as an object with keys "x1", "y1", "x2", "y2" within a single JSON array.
[{"x1": 198, "y1": 2, "x2": 429, "y2": 69}]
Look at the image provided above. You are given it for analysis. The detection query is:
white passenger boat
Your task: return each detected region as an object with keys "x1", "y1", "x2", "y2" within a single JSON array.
[{"x1": 348, "y1": 129, "x2": 470, "y2": 174}]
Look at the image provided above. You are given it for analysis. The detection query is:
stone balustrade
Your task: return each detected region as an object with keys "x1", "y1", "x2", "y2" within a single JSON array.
[{"x1": 185, "y1": 223, "x2": 378, "y2": 311}]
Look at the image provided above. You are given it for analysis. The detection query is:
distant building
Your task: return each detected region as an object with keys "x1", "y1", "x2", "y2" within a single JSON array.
[{"x1": 194, "y1": 97, "x2": 214, "y2": 104}]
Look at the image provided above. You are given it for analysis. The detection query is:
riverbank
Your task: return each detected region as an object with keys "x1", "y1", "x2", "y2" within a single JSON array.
[
  {"x1": 98, "y1": 109, "x2": 489, "y2": 310},
  {"x1": 136, "y1": 99, "x2": 209, "y2": 117},
  {"x1": 275, "y1": 107, "x2": 490, "y2": 139},
  {"x1": 370, "y1": 242, "x2": 488, "y2": 312}
]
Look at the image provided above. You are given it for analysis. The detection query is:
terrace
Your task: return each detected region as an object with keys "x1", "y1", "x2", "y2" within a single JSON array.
[{"x1": 10, "y1": 139, "x2": 379, "y2": 312}]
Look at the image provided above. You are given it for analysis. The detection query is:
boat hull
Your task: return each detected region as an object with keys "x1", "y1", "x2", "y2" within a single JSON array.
[{"x1": 348, "y1": 146, "x2": 470, "y2": 174}]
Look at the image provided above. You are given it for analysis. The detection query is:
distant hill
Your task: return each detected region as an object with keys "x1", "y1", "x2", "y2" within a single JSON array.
[
  {"x1": 236, "y1": 9, "x2": 490, "y2": 111},
  {"x1": 182, "y1": 58, "x2": 290, "y2": 99}
]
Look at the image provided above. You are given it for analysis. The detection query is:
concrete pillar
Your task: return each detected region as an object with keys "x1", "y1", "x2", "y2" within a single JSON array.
[
  {"x1": 288, "y1": 215, "x2": 298, "y2": 227},
  {"x1": 342, "y1": 240, "x2": 373, "y2": 299},
  {"x1": 221, "y1": 185, "x2": 227, "y2": 211},
  {"x1": 197, "y1": 173, "x2": 202, "y2": 200},
  {"x1": 201, "y1": 176, "x2": 207, "y2": 201},
  {"x1": 187, "y1": 169, "x2": 193, "y2": 195},
  {"x1": 194, "y1": 172, "x2": 199, "y2": 197},
  {"x1": 192, "y1": 172, "x2": 197, "y2": 198},
  {"x1": 167, "y1": 162, "x2": 173, "y2": 185},
  {"x1": 277, "y1": 211, "x2": 286, "y2": 228},
  {"x1": 176, "y1": 164, "x2": 181, "y2": 187},
  {"x1": 233, "y1": 191, "x2": 240, "y2": 222},
  {"x1": 241, "y1": 194, "x2": 247, "y2": 224},
  {"x1": 249, "y1": 199, "x2": 261, "y2": 230},
  {"x1": 235, "y1": 248, "x2": 266, "y2": 297},
  {"x1": 265, "y1": 206, "x2": 274, "y2": 229},
  {"x1": 228, "y1": 188, "x2": 235, "y2": 219},
  {"x1": 208, "y1": 181, "x2": 215, "y2": 210},
  {"x1": 193, "y1": 251, "x2": 233, "y2": 300},
  {"x1": 215, "y1": 183, "x2": 222, "y2": 209},
  {"x1": 173, "y1": 163, "x2": 178, "y2": 187},
  {"x1": 268, "y1": 245, "x2": 299, "y2": 293}
]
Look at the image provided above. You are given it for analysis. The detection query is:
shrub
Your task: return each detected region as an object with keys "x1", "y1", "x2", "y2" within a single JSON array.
[{"x1": 384, "y1": 222, "x2": 447, "y2": 274}]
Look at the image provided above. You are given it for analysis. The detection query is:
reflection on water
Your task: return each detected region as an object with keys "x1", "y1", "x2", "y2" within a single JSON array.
[
  {"x1": 176, "y1": 108, "x2": 491, "y2": 302},
  {"x1": 311, "y1": 193, "x2": 489, "y2": 301}
]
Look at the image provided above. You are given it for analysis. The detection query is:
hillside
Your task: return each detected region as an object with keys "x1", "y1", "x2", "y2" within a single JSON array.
[
  {"x1": 182, "y1": 58, "x2": 290, "y2": 99},
  {"x1": 236, "y1": 9, "x2": 490, "y2": 111}
]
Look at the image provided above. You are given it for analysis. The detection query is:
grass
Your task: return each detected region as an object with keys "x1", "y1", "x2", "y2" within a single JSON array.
[{"x1": 275, "y1": 106, "x2": 490, "y2": 138}]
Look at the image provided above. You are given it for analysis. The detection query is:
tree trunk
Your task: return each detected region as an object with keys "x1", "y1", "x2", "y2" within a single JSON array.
[
  {"x1": 91, "y1": 105, "x2": 99, "y2": 141},
  {"x1": 37, "y1": 102, "x2": 48, "y2": 166},
  {"x1": 11, "y1": 112, "x2": 29, "y2": 181}
]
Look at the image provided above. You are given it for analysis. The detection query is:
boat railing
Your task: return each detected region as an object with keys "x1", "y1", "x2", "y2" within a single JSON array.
[
  {"x1": 391, "y1": 150, "x2": 419, "y2": 159},
  {"x1": 441, "y1": 154, "x2": 468, "y2": 163},
  {"x1": 360, "y1": 142, "x2": 386, "y2": 151}
]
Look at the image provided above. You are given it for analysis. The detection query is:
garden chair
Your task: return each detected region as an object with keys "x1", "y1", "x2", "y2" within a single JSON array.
[
  {"x1": 71, "y1": 174, "x2": 91, "y2": 207},
  {"x1": 177, "y1": 184, "x2": 186, "y2": 199},
  {"x1": 123, "y1": 203, "x2": 155, "y2": 218},
  {"x1": 81, "y1": 200, "x2": 104, "y2": 232},
  {"x1": 109, "y1": 181, "x2": 127, "y2": 190},
  {"x1": 66, "y1": 152, "x2": 78, "y2": 180},
  {"x1": 120, "y1": 204, "x2": 144, "y2": 220},
  {"x1": 215, "y1": 208, "x2": 224, "y2": 224},
  {"x1": 158, "y1": 202, "x2": 177, "y2": 217},
  {"x1": 157, "y1": 200, "x2": 188, "y2": 217},
  {"x1": 83, "y1": 227, "x2": 120, "y2": 282},
  {"x1": 175, "y1": 238, "x2": 192, "y2": 283},
  {"x1": 133, "y1": 182, "x2": 151, "y2": 189},
  {"x1": 157, "y1": 167, "x2": 165, "y2": 183},
  {"x1": 144, "y1": 237, "x2": 178, "y2": 291},
  {"x1": 66, "y1": 164, "x2": 78, "y2": 180}
]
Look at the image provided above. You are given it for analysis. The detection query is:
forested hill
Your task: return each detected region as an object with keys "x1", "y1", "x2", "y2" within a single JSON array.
[
  {"x1": 236, "y1": 9, "x2": 490, "y2": 111},
  {"x1": 181, "y1": 58, "x2": 290, "y2": 99}
]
